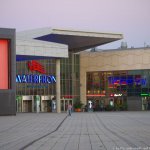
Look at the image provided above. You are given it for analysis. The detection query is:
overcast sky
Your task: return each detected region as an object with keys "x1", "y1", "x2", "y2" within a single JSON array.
[{"x1": 0, "y1": 0, "x2": 150, "y2": 49}]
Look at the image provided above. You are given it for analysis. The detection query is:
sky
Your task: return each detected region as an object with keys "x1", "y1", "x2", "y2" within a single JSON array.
[{"x1": 0, "y1": 0, "x2": 150, "y2": 49}]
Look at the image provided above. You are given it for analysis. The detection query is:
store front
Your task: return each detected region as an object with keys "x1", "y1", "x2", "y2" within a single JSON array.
[
  {"x1": 41, "y1": 96, "x2": 52, "y2": 112},
  {"x1": 16, "y1": 59, "x2": 57, "y2": 112},
  {"x1": 141, "y1": 96, "x2": 150, "y2": 110},
  {"x1": 87, "y1": 96, "x2": 127, "y2": 111},
  {"x1": 86, "y1": 70, "x2": 150, "y2": 111},
  {"x1": 16, "y1": 53, "x2": 80, "y2": 113}
]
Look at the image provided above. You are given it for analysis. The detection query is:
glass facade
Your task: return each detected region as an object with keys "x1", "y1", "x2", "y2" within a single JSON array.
[
  {"x1": 16, "y1": 59, "x2": 56, "y2": 95},
  {"x1": 86, "y1": 70, "x2": 150, "y2": 111},
  {"x1": 60, "y1": 53, "x2": 80, "y2": 101},
  {"x1": 16, "y1": 53, "x2": 80, "y2": 112}
]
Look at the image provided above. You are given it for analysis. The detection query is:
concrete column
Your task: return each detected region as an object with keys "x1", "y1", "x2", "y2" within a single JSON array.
[
  {"x1": 56, "y1": 59, "x2": 61, "y2": 113},
  {"x1": 22, "y1": 98, "x2": 24, "y2": 112},
  {"x1": 32, "y1": 96, "x2": 34, "y2": 112}
]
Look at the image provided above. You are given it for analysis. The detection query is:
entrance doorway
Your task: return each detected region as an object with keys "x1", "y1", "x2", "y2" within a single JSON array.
[
  {"x1": 142, "y1": 97, "x2": 150, "y2": 110},
  {"x1": 61, "y1": 99, "x2": 73, "y2": 112},
  {"x1": 42, "y1": 100, "x2": 51, "y2": 112},
  {"x1": 23, "y1": 100, "x2": 32, "y2": 112},
  {"x1": 34, "y1": 95, "x2": 41, "y2": 113},
  {"x1": 41, "y1": 96, "x2": 51, "y2": 112},
  {"x1": 22, "y1": 96, "x2": 32, "y2": 112}
]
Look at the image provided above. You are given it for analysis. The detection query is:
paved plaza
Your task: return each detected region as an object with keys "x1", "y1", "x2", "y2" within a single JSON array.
[{"x1": 0, "y1": 112, "x2": 150, "y2": 150}]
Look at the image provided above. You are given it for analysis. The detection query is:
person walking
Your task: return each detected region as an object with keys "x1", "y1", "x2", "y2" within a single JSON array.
[
  {"x1": 143, "y1": 99, "x2": 147, "y2": 110},
  {"x1": 68, "y1": 103, "x2": 72, "y2": 116},
  {"x1": 148, "y1": 100, "x2": 150, "y2": 110}
]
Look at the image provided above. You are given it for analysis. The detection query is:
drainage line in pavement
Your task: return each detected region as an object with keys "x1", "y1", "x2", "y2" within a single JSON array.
[{"x1": 19, "y1": 115, "x2": 68, "y2": 150}]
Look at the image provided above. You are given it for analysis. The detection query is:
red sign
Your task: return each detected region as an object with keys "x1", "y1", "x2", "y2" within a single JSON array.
[
  {"x1": 28, "y1": 60, "x2": 46, "y2": 74},
  {"x1": 0, "y1": 40, "x2": 9, "y2": 89}
]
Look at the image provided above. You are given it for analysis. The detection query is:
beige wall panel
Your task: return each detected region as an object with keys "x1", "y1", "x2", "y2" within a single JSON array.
[
  {"x1": 127, "y1": 55, "x2": 134, "y2": 65},
  {"x1": 103, "y1": 51, "x2": 113, "y2": 57},
  {"x1": 96, "y1": 56, "x2": 104, "y2": 67},
  {"x1": 88, "y1": 67, "x2": 99, "y2": 72},
  {"x1": 112, "y1": 55, "x2": 119, "y2": 66},
  {"x1": 116, "y1": 51, "x2": 127, "y2": 56},
  {"x1": 144, "y1": 50, "x2": 150, "y2": 54},
  {"x1": 80, "y1": 71, "x2": 86, "y2": 104},
  {"x1": 117, "y1": 64, "x2": 129, "y2": 70},
  {"x1": 134, "y1": 55, "x2": 142, "y2": 64},
  {"x1": 90, "y1": 52, "x2": 101, "y2": 58},
  {"x1": 141, "y1": 64, "x2": 150, "y2": 69},
  {"x1": 142, "y1": 53, "x2": 150, "y2": 64},
  {"x1": 80, "y1": 57, "x2": 89, "y2": 68},
  {"x1": 103, "y1": 56, "x2": 112, "y2": 66},
  {"x1": 132, "y1": 64, "x2": 142, "y2": 70},
  {"x1": 88, "y1": 58, "x2": 98, "y2": 68},
  {"x1": 119, "y1": 55, "x2": 129, "y2": 65},
  {"x1": 104, "y1": 65, "x2": 115, "y2": 71},
  {"x1": 135, "y1": 50, "x2": 143, "y2": 55}
]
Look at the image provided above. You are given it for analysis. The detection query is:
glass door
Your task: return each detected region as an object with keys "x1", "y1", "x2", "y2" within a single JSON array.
[{"x1": 61, "y1": 99, "x2": 73, "y2": 112}]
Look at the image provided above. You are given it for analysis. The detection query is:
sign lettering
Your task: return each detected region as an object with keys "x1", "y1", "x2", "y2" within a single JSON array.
[{"x1": 16, "y1": 74, "x2": 56, "y2": 84}]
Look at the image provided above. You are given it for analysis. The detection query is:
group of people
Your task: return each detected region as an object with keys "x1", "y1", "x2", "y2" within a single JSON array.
[{"x1": 67, "y1": 101, "x2": 93, "y2": 116}]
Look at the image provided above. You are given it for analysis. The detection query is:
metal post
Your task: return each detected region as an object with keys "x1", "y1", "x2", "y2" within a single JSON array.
[{"x1": 56, "y1": 59, "x2": 61, "y2": 113}]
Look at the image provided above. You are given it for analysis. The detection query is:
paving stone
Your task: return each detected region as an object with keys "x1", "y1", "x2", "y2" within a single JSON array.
[{"x1": 0, "y1": 112, "x2": 150, "y2": 150}]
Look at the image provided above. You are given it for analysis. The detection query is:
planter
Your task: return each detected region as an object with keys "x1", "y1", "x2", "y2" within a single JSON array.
[
  {"x1": 74, "y1": 101, "x2": 83, "y2": 112},
  {"x1": 75, "y1": 108, "x2": 81, "y2": 112}
]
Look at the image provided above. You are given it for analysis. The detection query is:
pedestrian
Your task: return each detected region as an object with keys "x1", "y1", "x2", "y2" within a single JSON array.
[
  {"x1": 143, "y1": 99, "x2": 147, "y2": 110},
  {"x1": 88, "y1": 100, "x2": 93, "y2": 112},
  {"x1": 148, "y1": 100, "x2": 150, "y2": 110},
  {"x1": 68, "y1": 103, "x2": 72, "y2": 116}
]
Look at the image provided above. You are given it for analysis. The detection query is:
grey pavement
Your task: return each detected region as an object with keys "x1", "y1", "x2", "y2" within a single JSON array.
[{"x1": 0, "y1": 112, "x2": 150, "y2": 150}]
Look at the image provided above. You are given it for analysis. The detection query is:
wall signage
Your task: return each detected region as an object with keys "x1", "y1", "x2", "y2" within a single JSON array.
[
  {"x1": 110, "y1": 93, "x2": 123, "y2": 97},
  {"x1": 16, "y1": 74, "x2": 56, "y2": 84},
  {"x1": 108, "y1": 76, "x2": 146, "y2": 86},
  {"x1": 28, "y1": 60, "x2": 46, "y2": 74},
  {"x1": 0, "y1": 40, "x2": 9, "y2": 89},
  {"x1": 114, "y1": 94, "x2": 122, "y2": 97},
  {"x1": 16, "y1": 60, "x2": 56, "y2": 84},
  {"x1": 140, "y1": 93, "x2": 150, "y2": 97}
]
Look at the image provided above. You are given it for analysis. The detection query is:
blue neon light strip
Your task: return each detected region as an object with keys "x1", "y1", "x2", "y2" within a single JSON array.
[{"x1": 108, "y1": 76, "x2": 146, "y2": 86}]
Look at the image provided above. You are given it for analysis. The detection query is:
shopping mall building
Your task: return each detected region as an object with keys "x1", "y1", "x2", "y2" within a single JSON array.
[{"x1": 1, "y1": 27, "x2": 150, "y2": 115}]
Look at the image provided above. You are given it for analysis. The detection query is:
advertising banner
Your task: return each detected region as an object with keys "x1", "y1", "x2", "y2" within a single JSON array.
[{"x1": 0, "y1": 40, "x2": 9, "y2": 89}]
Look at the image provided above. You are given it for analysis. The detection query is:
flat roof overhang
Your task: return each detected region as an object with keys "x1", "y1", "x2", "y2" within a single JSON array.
[{"x1": 16, "y1": 28, "x2": 123, "y2": 60}]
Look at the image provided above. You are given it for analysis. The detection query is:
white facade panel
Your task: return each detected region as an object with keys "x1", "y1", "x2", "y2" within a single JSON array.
[{"x1": 16, "y1": 39, "x2": 68, "y2": 58}]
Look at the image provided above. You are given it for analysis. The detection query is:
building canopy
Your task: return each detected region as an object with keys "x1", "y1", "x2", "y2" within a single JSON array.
[{"x1": 16, "y1": 27, "x2": 123, "y2": 60}]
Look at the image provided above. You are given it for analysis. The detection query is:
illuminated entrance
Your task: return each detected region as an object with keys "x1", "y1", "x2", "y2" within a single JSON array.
[
  {"x1": 141, "y1": 94, "x2": 150, "y2": 110},
  {"x1": 87, "y1": 96, "x2": 127, "y2": 111},
  {"x1": 61, "y1": 99, "x2": 73, "y2": 112},
  {"x1": 16, "y1": 53, "x2": 80, "y2": 113},
  {"x1": 86, "y1": 70, "x2": 150, "y2": 111}
]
